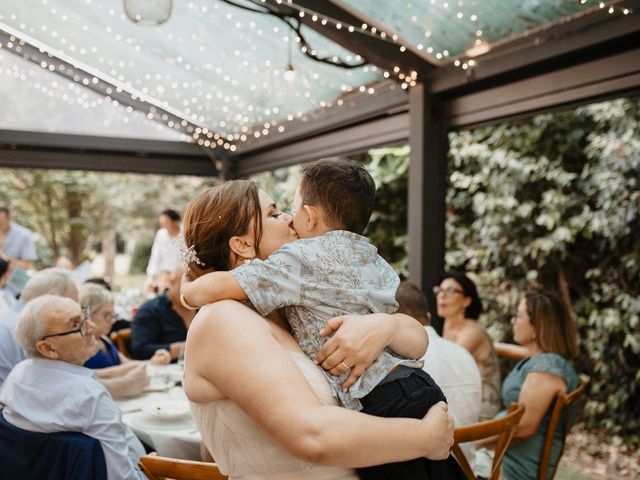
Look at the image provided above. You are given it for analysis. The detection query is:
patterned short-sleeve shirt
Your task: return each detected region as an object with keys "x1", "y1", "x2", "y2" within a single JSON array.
[{"x1": 231, "y1": 230, "x2": 423, "y2": 410}]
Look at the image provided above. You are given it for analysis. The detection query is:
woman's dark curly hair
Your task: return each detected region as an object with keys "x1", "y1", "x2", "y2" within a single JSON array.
[{"x1": 438, "y1": 271, "x2": 483, "y2": 320}]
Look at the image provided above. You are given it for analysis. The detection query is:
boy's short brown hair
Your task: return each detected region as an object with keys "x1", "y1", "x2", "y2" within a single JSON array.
[{"x1": 299, "y1": 158, "x2": 375, "y2": 235}]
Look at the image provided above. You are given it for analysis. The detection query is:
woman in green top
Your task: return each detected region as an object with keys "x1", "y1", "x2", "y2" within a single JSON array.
[{"x1": 501, "y1": 291, "x2": 579, "y2": 480}]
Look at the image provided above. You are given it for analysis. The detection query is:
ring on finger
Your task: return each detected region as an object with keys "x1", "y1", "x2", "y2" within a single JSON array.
[{"x1": 340, "y1": 361, "x2": 350, "y2": 370}]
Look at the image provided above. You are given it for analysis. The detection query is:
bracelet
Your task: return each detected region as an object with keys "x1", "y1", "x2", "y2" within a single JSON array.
[{"x1": 180, "y1": 293, "x2": 199, "y2": 311}]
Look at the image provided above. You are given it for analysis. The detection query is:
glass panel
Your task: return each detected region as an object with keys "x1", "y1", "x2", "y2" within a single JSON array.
[
  {"x1": 343, "y1": 0, "x2": 599, "y2": 60},
  {"x1": 0, "y1": 49, "x2": 189, "y2": 140},
  {"x1": 1, "y1": 0, "x2": 381, "y2": 138}
]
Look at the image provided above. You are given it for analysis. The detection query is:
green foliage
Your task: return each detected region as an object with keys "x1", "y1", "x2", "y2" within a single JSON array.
[
  {"x1": 250, "y1": 99, "x2": 640, "y2": 446},
  {"x1": 362, "y1": 146, "x2": 410, "y2": 275},
  {"x1": 0, "y1": 169, "x2": 217, "y2": 269},
  {"x1": 128, "y1": 240, "x2": 153, "y2": 274},
  {"x1": 445, "y1": 97, "x2": 640, "y2": 447}
]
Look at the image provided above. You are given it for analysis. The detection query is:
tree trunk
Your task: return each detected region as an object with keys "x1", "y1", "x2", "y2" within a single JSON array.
[
  {"x1": 102, "y1": 208, "x2": 117, "y2": 280},
  {"x1": 64, "y1": 184, "x2": 85, "y2": 266}
]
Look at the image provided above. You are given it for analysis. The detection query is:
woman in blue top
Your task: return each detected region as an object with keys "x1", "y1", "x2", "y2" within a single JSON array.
[
  {"x1": 501, "y1": 291, "x2": 580, "y2": 480},
  {"x1": 80, "y1": 283, "x2": 171, "y2": 398}
]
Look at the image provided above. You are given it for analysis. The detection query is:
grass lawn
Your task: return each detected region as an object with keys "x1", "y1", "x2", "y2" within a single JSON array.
[{"x1": 556, "y1": 463, "x2": 596, "y2": 480}]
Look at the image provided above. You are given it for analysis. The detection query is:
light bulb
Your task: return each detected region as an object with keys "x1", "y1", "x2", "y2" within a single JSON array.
[{"x1": 283, "y1": 65, "x2": 297, "y2": 82}]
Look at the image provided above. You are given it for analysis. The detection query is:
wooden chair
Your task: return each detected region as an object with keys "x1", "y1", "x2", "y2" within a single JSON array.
[
  {"x1": 493, "y1": 343, "x2": 587, "y2": 479},
  {"x1": 110, "y1": 328, "x2": 132, "y2": 358},
  {"x1": 494, "y1": 341, "x2": 528, "y2": 361},
  {"x1": 451, "y1": 403, "x2": 525, "y2": 480},
  {"x1": 139, "y1": 452, "x2": 228, "y2": 480},
  {"x1": 538, "y1": 381, "x2": 586, "y2": 480}
]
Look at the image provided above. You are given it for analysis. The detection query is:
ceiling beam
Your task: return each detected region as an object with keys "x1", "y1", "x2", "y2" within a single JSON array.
[
  {"x1": 0, "y1": 130, "x2": 215, "y2": 176},
  {"x1": 0, "y1": 23, "x2": 226, "y2": 170},
  {"x1": 263, "y1": 0, "x2": 437, "y2": 79},
  {"x1": 232, "y1": 80, "x2": 407, "y2": 156},
  {"x1": 427, "y1": 0, "x2": 640, "y2": 95}
]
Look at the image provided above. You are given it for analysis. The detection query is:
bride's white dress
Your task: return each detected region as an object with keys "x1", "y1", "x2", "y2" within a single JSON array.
[{"x1": 190, "y1": 350, "x2": 359, "y2": 480}]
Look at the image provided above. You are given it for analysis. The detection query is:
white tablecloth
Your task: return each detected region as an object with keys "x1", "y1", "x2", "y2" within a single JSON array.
[{"x1": 116, "y1": 366, "x2": 202, "y2": 461}]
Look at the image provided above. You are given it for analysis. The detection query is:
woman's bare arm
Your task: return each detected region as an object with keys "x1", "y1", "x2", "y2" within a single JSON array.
[
  {"x1": 315, "y1": 312, "x2": 428, "y2": 389},
  {"x1": 184, "y1": 301, "x2": 453, "y2": 467},
  {"x1": 514, "y1": 372, "x2": 566, "y2": 439}
]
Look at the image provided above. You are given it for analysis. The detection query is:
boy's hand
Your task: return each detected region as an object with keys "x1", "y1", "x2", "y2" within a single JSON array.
[{"x1": 316, "y1": 314, "x2": 389, "y2": 391}]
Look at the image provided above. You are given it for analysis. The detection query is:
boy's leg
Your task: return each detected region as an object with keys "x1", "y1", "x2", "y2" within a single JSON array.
[{"x1": 356, "y1": 369, "x2": 464, "y2": 480}]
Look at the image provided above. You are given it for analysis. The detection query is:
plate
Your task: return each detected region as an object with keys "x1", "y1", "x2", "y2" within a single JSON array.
[
  {"x1": 142, "y1": 401, "x2": 191, "y2": 419},
  {"x1": 129, "y1": 411, "x2": 195, "y2": 431}
]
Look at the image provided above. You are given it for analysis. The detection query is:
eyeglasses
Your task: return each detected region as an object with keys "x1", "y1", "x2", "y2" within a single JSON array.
[
  {"x1": 41, "y1": 307, "x2": 91, "y2": 341},
  {"x1": 432, "y1": 286, "x2": 464, "y2": 298}
]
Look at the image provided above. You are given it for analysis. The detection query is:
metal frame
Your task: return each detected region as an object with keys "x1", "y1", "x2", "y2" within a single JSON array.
[
  {"x1": 1, "y1": 1, "x2": 639, "y2": 307},
  {"x1": 0, "y1": 130, "x2": 215, "y2": 176}
]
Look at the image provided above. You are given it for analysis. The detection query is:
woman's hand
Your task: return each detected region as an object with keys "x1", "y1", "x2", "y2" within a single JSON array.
[
  {"x1": 315, "y1": 312, "x2": 428, "y2": 391},
  {"x1": 422, "y1": 401, "x2": 455, "y2": 460},
  {"x1": 123, "y1": 364, "x2": 150, "y2": 392},
  {"x1": 315, "y1": 314, "x2": 391, "y2": 390},
  {"x1": 149, "y1": 348, "x2": 171, "y2": 365}
]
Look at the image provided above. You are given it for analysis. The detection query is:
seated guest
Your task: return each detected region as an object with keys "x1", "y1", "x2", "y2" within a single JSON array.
[
  {"x1": 81, "y1": 284, "x2": 170, "y2": 368},
  {"x1": 396, "y1": 280, "x2": 482, "y2": 466},
  {"x1": 0, "y1": 268, "x2": 78, "y2": 384},
  {"x1": 131, "y1": 267, "x2": 194, "y2": 361},
  {"x1": 80, "y1": 284, "x2": 170, "y2": 398},
  {"x1": 498, "y1": 291, "x2": 580, "y2": 480},
  {"x1": 0, "y1": 257, "x2": 14, "y2": 314},
  {"x1": 0, "y1": 295, "x2": 146, "y2": 479},
  {"x1": 435, "y1": 272, "x2": 502, "y2": 420}
]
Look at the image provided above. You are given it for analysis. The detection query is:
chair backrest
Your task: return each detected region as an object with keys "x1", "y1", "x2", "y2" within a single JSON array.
[
  {"x1": 140, "y1": 452, "x2": 228, "y2": 480},
  {"x1": 452, "y1": 402, "x2": 525, "y2": 480},
  {"x1": 110, "y1": 327, "x2": 132, "y2": 358},
  {"x1": 494, "y1": 341, "x2": 528, "y2": 362},
  {"x1": 538, "y1": 381, "x2": 586, "y2": 480},
  {"x1": 0, "y1": 410, "x2": 107, "y2": 480}
]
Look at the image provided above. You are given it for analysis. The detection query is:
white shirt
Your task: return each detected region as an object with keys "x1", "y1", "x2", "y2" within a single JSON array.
[
  {"x1": 0, "y1": 358, "x2": 146, "y2": 480},
  {"x1": 422, "y1": 326, "x2": 482, "y2": 465},
  {"x1": 0, "y1": 301, "x2": 26, "y2": 385},
  {"x1": 145, "y1": 227, "x2": 182, "y2": 279},
  {"x1": 1, "y1": 221, "x2": 37, "y2": 262}
]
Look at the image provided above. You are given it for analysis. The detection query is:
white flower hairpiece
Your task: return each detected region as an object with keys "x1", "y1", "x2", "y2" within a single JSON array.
[{"x1": 174, "y1": 235, "x2": 205, "y2": 270}]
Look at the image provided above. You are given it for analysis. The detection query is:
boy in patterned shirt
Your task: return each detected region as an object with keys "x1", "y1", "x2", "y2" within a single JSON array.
[{"x1": 181, "y1": 158, "x2": 461, "y2": 480}]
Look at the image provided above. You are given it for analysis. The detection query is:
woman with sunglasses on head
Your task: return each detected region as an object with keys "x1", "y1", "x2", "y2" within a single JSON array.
[
  {"x1": 434, "y1": 272, "x2": 501, "y2": 421},
  {"x1": 79, "y1": 283, "x2": 171, "y2": 399}
]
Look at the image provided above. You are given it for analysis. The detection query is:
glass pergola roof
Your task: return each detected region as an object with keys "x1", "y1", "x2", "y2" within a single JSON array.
[
  {"x1": 0, "y1": 0, "x2": 606, "y2": 146},
  {"x1": 342, "y1": 0, "x2": 597, "y2": 61}
]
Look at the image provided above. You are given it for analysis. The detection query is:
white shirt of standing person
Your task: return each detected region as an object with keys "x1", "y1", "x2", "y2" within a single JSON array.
[
  {"x1": 422, "y1": 325, "x2": 482, "y2": 468},
  {"x1": 146, "y1": 226, "x2": 182, "y2": 281}
]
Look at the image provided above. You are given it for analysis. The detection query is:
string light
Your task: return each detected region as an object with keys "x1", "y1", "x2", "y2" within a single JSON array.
[{"x1": 0, "y1": 0, "x2": 617, "y2": 147}]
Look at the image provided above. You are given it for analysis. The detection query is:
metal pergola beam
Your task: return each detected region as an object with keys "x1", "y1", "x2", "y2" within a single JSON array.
[
  {"x1": 427, "y1": 0, "x2": 640, "y2": 95},
  {"x1": 0, "y1": 130, "x2": 215, "y2": 176},
  {"x1": 407, "y1": 84, "x2": 447, "y2": 327},
  {"x1": 263, "y1": 0, "x2": 437, "y2": 78},
  {"x1": 236, "y1": 112, "x2": 409, "y2": 177},
  {"x1": 0, "y1": 23, "x2": 225, "y2": 171},
  {"x1": 230, "y1": 6, "x2": 640, "y2": 173}
]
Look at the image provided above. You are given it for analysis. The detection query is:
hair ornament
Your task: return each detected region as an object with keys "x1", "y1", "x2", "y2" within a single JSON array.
[{"x1": 174, "y1": 235, "x2": 205, "y2": 270}]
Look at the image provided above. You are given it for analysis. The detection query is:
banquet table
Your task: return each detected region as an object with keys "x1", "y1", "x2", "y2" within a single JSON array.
[{"x1": 116, "y1": 365, "x2": 202, "y2": 461}]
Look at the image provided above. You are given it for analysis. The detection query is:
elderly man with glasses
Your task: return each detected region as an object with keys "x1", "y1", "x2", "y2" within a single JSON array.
[{"x1": 0, "y1": 295, "x2": 146, "y2": 480}]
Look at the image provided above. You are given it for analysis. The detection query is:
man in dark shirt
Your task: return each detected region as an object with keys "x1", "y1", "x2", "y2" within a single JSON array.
[{"x1": 131, "y1": 268, "x2": 195, "y2": 360}]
